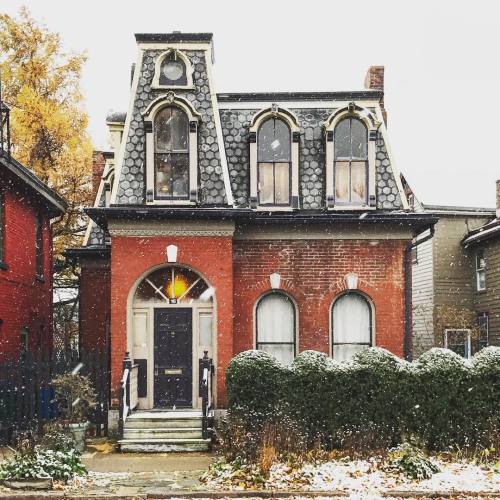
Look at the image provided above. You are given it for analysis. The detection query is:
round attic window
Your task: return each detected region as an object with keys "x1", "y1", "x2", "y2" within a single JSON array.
[{"x1": 163, "y1": 60, "x2": 184, "y2": 81}]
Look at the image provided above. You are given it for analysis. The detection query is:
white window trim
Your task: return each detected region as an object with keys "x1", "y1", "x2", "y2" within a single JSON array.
[
  {"x1": 330, "y1": 291, "x2": 375, "y2": 359},
  {"x1": 142, "y1": 93, "x2": 201, "y2": 205},
  {"x1": 324, "y1": 103, "x2": 380, "y2": 210},
  {"x1": 249, "y1": 106, "x2": 300, "y2": 210},
  {"x1": 151, "y1": 49, "x2": 195, "y2": 90},
  {"x1": 444, "y1": 328, "x2": 472, "y2": 359},
  {"x1": 476, "y1": 251, "x2": 486, "y2": 291}
]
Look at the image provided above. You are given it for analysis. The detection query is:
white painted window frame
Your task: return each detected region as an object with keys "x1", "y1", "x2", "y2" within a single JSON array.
[
  {"x1": 324, "y1": 103, "x2": 380, "y2": 210},
  {"x1": 476, "y1": 250, "x2": 486, "y2": 291},
  {"x1": 152, "y1": 49, "x2": 195, "y2": 90},
  {"x1": 444, "y1": 328, "x2": 472, "y2": 359},
  {"x1": 249, "y1": 106, "x2": 300, "y2": 210},
  {"x1": 143, "y1": 93, "x2": 201, "y2": 205}
]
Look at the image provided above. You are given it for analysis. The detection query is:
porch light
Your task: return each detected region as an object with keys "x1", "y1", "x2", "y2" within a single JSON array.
[
  {"x1": 269, "y1": 272, "x2": 281, "y2": 289},
  {"x1": 345, "y1": 272, "x2": 358, "y2": 290},
  {"x1": 167, "y1": 273, "x2": 189, "y2": 300},
  {"x1": 166, "y1": 244, "x2": 178, "y2": 263}
]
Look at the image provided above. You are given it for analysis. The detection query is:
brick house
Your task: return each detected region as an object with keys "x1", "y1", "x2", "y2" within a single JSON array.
[
  {"x1": 0, "y1": 147, "x2": 66, "y2": 361},
  {"x1": 69, "y1": 32, "x2": 435, "y2": 448}
]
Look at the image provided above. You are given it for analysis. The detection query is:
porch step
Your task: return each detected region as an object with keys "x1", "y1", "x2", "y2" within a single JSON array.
[
  {"x1": 118, "y1": 437, "x2": 211, "y2": 453},
  {"x1": 119, "y1": 410, "x2": 212, "y2": 452},
  {"x1": 123, "y1": 427, "x2": 203, "y2": 440}
]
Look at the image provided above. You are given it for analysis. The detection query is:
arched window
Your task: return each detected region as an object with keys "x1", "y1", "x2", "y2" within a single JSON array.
[
  {"x1": 334, "y1": 117, "x2": 368, "y2": 205},
  {"x1": 154, "y1": 107, "x2": 189, "y2": 199},
  {"x1": 256, "y1": 292, "x2": 296, "y2": 364},
  {"x1": 257, "y1": 118, "x2": 291, "y2": 206},
  {"x1": 332, "y1": 293, "x2": 372, "y2": 361},
  {"x1": 159, "y1": 52, "x2": 187, "y2": 86}
]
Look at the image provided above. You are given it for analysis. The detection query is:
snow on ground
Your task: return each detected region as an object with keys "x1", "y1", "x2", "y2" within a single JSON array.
[{"x1": 204, "y1": 458, "x2": 499, "y2": 497}]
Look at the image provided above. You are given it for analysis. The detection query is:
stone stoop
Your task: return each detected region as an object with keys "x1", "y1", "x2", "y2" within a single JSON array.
[{"x1": 118, "y1": 410, "x2": 212, "y2": 452}]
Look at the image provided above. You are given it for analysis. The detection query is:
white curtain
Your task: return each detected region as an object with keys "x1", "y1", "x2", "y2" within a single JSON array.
[
  {"x1": 332, "y1": 293, "x2": 371, "y2": 361},
  {"x1": 257, "y1": 293, "x2": 295, "y2": 364}
]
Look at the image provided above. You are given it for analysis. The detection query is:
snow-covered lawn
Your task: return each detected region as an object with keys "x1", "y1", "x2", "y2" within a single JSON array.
[{"x1": 203, "y1": 457, "x2": 500, "y2": 497}]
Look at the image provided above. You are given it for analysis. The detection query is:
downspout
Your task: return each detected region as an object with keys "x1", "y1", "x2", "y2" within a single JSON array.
[{"x1": 404, "y1": 225, "x2": 435, "y2": 361}]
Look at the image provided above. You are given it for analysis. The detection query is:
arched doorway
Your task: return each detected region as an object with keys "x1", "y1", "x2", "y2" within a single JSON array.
[{"x1": 130, "y1": 265, "x2": 215, "y2": 409}]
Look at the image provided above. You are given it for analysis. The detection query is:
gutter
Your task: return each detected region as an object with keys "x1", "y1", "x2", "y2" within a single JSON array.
[{"x1": 403, "y1": 225, "x2": 435, "y2": 361}]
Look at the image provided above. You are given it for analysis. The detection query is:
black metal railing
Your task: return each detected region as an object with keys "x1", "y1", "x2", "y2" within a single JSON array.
[
  {"x1": 0, "y1": 348, "x2": 110, "y2": 444},
  {"x1": 118, "y1": 352, "x2": 138, "y2": 438},
  {"x1": 199, "y1": 351, "x2": 214, "y2": 439}
]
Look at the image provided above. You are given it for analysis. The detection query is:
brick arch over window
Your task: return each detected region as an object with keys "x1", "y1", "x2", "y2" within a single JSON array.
[
  {"x1": 249, "y1": 106, "x2": 300, "y2": 209},
  {"x1": 324, "y1": 103, "x2": 380, "y2": 209},
  {"x1": 143, "y1": 94, "x2": 201, "y2": 204}
]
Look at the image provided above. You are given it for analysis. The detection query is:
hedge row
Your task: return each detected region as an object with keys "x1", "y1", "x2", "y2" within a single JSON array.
[{"x1": 226, "y1": 347, "x2": 500, "y2": 450}]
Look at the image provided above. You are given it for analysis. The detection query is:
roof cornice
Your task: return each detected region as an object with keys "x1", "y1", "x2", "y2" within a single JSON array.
[
  {"x1": 135, "y1": 33, "x2": 213, "y2": 43},
  {"x1": 217, "y1": 91, "x2": 383, "y2": 103}
]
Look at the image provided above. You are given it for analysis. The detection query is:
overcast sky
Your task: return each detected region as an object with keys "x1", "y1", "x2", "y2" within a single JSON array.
[{"x1": 4, "y1": 0, "x2": 500, "y2": 207}]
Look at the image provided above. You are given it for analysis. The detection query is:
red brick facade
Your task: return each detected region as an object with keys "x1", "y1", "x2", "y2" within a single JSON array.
[
  {"x1": 0, "y1": 168, "x2": 55, "y2": 360},
  {"x1": 79, "y1": 231, "x2": 409, "y2": 407},
  {"x1": 233, "y1": 239, "x2": 406, "y2": 358},
  {"x1": 109, "y1": 235, "x2": 234, "y2": 405}
]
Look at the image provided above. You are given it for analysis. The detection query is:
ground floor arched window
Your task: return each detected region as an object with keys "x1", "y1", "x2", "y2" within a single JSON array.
[
  {"x1": 256, "y1": 292, "x2": 296, "y2": 364},
  {"x1": 332, "y1": 292, "x2": 372, "y2": 361}
]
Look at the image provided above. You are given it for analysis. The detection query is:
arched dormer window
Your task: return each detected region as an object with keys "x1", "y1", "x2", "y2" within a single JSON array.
[
  {"x1": 154, "y1": 106, "x2": 189, "y2": 199},
  {"x1": 143, "y1": 93, "x2": 201, "y2": 204},
  {"x1": 334, "y1": 117, "x2": 368, "y2": 205},
  {"x1": 249, "y1": 106, "x2": 300, "y2": 209},
  {"x1": 324, "y1": 104, "x2": 380, "y2": 209},
  {"x1": 257, "y1": 118, "x2": 291, "y2": 206},
  {"x1": 256, "y1": 291, "x2": 296, "y2": 364},
  {"x1": 152, "y1": 50, "x2": 194, "y2": 89},
  {"x1": 332, "y1": 292, "x2": 373, "y2": 361}
]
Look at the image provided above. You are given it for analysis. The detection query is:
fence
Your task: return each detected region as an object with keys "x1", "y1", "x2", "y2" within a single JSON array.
[{"x1": 0, "y1": 348, "x2": 110, "y2": 444}]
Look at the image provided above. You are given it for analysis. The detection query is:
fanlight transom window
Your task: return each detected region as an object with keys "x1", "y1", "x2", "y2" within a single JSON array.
[
  {"x1": 160, "y1": 52, "x2": 187, "y2": 86},
  {"x1": 332, "y1": 292, "x2": 372, "y2": 361},
  {"x1": 154, "y1": 107, "x2": 189, "y2": 199},
  {"x1": 256, "y1": 292, "x2": 296, "y2": 364},
  {"x1": 257, "y1": 118, "x2": 291, "y2": 205},
  {"x1": 334, "y1": 117, "x2": 368, "y2": 205},
  {"x1": 135, "y1": 266, "x2": 213, "y2": 304}
]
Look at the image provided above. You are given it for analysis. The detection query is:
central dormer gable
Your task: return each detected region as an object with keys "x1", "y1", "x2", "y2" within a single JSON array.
[{"x1": 112, "y1": 33, "x2": 232, "y2": 206}]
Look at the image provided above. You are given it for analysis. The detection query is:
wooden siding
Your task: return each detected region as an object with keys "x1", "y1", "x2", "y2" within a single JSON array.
[
  {"x1": 473, "y1": 237, "x2": 500, "y2": 347},
  {"x1": 412, "y1": 231, "x2": 434, "y2": 356}
]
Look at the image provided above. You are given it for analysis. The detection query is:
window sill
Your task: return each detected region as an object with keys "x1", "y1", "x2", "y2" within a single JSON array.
[
  {"x1": 35, "y1": 274, "x2": 45, "y2": 283},
  {"x1": 151, "y1": 84, "x2": 195, "y2": 91},
  {"x1": 147, "y1": 200, "x2": 196, "y2": 206},
  {"x1": 0, "y1": 261, "x2": 8, "y2": 271},
  {"x1": 328, "y1": 205, "x2": 376, "y2": 211},
  {"x1": 475, "y1": 288, "x2": 487, "y2": 294},
  {"x1": 254, "y1": 206, "x2": 294, "y2": 212}
]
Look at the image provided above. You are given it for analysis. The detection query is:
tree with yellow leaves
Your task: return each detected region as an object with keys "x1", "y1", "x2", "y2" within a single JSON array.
[
  {"x1": 0, "y1": 8, "x2": 93, "y2": 351},
  {"x1": 0, "y1": 7, "x2": 93, "y2": 262}
]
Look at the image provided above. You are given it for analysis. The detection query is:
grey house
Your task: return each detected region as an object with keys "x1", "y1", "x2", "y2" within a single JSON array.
[{"x1": 412, "y1": 194, "x2": 497, "y2": 357}]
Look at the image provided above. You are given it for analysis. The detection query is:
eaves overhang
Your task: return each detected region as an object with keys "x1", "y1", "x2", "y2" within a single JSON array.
[
  {"x1": 217, "y1": 90, "x2": 383, "y2": 103},
  {"x1": 85, "y1": 206, "x2": 437, "y2": 234},
  {"x1": 0, "y1": 151, "x2": 67, "y2": 217},
  {"x1": 64, "y1": 246, "x2": 110, "y2": 259},
  {"x1": 462, "y1": 219, "x2": 500, "y2": 247}
]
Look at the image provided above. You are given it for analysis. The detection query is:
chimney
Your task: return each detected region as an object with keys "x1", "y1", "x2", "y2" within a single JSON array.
[
  {"x1": 496, "y1": 179, "x2": 500, "y2": 218},
  {"x1": 364, "y1": 66, "x2": 387, "y2": 125},
  {"x1": 92, "y1": 151, "x2": 106, "y2": 200}
]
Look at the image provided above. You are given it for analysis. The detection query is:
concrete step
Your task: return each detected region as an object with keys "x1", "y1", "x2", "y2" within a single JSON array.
[
  {"x1": 123, "y1": 427, "x2": 203, "y2": 440},
  {"x1": 124, "y1": 415, "x2": 203, "y2": 429},
  {"x1": 118, "y1": 438, "x2": 211, "y2": 453}
]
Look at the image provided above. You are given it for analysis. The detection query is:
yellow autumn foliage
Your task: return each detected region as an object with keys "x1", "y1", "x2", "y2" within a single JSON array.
[{"x1": 0, "y1": 7, "x2": 93, "y2": 262}]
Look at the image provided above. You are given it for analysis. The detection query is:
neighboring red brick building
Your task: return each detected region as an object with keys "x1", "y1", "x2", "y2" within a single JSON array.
[
  {"x1": 70, "y1": 32, "x2": 436, "y2": 421},
  {"x1": 0, "y1": 150, "x2": 66, "y2": 360}
]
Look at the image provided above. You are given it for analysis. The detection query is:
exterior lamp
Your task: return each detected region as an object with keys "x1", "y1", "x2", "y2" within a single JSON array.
[
  {"x1": 269, "y1": 272, "x2": 281, "y2": 289},
  {"x1": 345, "y1": 272, "x2": 359, "y2": 290},
  {"x1": 166, "y1": 244, "x2": 178, "y2": 263}
]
